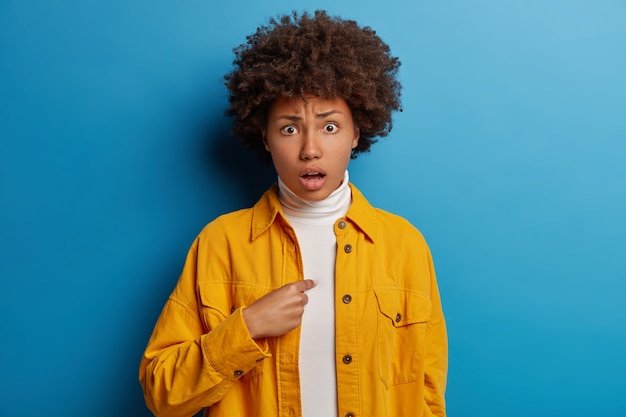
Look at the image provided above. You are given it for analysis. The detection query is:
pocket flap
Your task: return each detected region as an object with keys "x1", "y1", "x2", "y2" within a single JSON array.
[
  {"x1": 374, "y1": 289, "x2": 432, "y2": 327},
  {"x1": 198, "y1": 282, "x2": 268, "y2": 316},
  {"x1": 197, "y1": 283, "x2": 231, "y2": 317}
]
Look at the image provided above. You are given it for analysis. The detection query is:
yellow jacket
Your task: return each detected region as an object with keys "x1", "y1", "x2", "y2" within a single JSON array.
[{"x1": 140, "y1": 183, "x2": 447, "y2": 417}]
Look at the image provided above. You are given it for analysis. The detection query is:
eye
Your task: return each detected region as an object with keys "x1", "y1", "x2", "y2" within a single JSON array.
[
  {"x1": 280, "y1": 125, "x2": 298, "y2": 135},
  {"x1": 323, "y1": 123, "x2": 338, "y2": 133}
]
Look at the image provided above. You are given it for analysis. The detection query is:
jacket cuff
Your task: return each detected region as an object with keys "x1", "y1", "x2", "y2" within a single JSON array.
[{"x1": 201, "y1": 307, "x2": 271, "y2": 381}]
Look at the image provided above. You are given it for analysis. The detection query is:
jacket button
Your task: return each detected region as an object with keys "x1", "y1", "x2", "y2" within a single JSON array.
[
  {"x1": 395, "y1": 313, "x2": 402, "y2": 322},
  {"x1": 345, "y1": 414, "x2": 355, "y2": 417},
  {"x1": 342, "y1": 354, "x2": 352, "y2": 364},
  {"x1": 343, "y1": 244, "x2": 352, "y2": 253},
  {"x1": 234, "y1": 370, "x2": 243, "y2": 377},
  {"x1": 342, "y1": 294, "x2": 352, "y2": 304},
  {"x1": 338, "y1": 220, "x2": 347, "y2": 229}
]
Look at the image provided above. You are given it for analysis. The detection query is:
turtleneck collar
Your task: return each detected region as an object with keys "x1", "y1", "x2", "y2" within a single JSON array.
[{"x1": 278, "y1": 170, "x2": 352, "y2": 224}]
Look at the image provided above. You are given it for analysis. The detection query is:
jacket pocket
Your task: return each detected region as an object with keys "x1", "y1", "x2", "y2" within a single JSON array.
[
  {"x1": 374, "y1": 288, "x2": 432, "y2": 387},
  {"x1": 197, "y1": 283, "x2": 231, "y2": 332},
  {"x1": 198, "y1": 282, "x2": 270, "y2": 330}
]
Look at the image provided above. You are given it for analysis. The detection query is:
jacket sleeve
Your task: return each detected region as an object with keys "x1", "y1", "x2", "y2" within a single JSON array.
[
  {"x1": 138, "y1": 237, "x2": 271, "y2": 417},
  {"x1": 422, "y1": 252, "x2": 448, "y2": 417}
]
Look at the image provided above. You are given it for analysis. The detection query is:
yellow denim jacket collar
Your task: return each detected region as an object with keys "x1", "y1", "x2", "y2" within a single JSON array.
[{"x1": 251, "y1": 182, "x2": 376, "y2": 242}]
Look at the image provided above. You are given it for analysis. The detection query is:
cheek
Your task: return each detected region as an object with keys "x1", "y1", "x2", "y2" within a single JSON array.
[{"x1": 267, "y1": 148, "x2": 290, "y2": 171}]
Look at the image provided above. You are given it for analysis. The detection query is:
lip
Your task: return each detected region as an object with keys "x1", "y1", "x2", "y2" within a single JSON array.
[
  {"x1": 299, "y1": 167, "x2": 327, "y2": 177},
  {"x1": 299, "y1": 167, "x2": 327, "y2": 191}
]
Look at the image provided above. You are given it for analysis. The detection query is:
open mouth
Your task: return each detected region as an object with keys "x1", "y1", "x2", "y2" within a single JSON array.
[
  {"x1": 299, "y1": 168, "x2": 327, "y2": 191},
  {"x1": 301, "y1": 172, "x2": 325, "y2": 181}
]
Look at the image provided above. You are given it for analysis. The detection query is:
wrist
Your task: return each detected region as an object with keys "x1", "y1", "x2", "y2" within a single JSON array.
[{"x1": 242, "y1": 306, "x2": 260, "y2": 339}]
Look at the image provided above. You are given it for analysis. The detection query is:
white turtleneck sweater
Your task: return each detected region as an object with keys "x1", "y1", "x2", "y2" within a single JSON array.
[{"x1": 278, "y1": 170, "x2": 352, "y2": 417}]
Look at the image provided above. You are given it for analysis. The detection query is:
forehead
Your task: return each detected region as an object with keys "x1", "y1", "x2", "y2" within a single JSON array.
[{"x1": 269, "y1": 95, "x2": 352, "y2": 116}]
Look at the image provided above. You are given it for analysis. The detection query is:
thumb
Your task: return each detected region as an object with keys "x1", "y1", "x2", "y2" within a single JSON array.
[{"x1": 299, "y1": 279, "x2": 317, "y2": 292}]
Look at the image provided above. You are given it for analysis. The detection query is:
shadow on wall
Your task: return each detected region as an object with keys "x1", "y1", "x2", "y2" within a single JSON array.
[{"x1": 200, "y1": 115, "x2": 276, "y2": 209}]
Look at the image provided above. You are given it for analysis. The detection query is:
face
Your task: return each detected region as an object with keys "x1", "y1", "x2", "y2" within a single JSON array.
[{"x1": 263, "y1": 95, "x2": 359, "y2": 201}]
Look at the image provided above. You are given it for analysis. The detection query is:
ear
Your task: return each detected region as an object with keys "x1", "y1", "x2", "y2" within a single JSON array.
[
  {"x1": 351, "y1": 128, "x2": 360, "y2": 149},
  {"x1": 262, "y1": 130, "x2": 270, "y2": 152}
]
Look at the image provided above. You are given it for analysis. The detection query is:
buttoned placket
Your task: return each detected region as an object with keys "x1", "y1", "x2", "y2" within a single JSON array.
[{"x1": 334, "y1": 217, "x2": 360, "y2": 417}]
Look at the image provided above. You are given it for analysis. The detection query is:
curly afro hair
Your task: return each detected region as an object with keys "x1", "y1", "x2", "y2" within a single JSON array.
[{"x1": 224, "y1": 10, "x2": 402, "y2": 163}]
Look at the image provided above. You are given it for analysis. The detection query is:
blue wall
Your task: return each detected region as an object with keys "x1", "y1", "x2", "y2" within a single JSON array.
[{"x1": 1, "y1": 1, "x2": 625, "y2": 415}]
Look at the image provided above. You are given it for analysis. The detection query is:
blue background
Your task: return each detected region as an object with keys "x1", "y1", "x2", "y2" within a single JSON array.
[{"x1": 1, "y1": 1, "x2": 625, "y2": 416}]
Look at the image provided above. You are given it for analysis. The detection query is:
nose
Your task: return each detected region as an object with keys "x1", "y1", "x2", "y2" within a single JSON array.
[{"x1": 300, "y1": 131, "x2": 322, "y2": 160}]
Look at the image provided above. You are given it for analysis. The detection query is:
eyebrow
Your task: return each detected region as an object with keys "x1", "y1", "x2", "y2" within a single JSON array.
[{"x1": 274, "y1": 110, "x2": 343, "y2": 122}]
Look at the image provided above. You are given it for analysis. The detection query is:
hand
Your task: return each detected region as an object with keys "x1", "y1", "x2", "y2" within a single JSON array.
[{"x1": 242, "y1": 279, "x2": 316, "y2": 339}]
